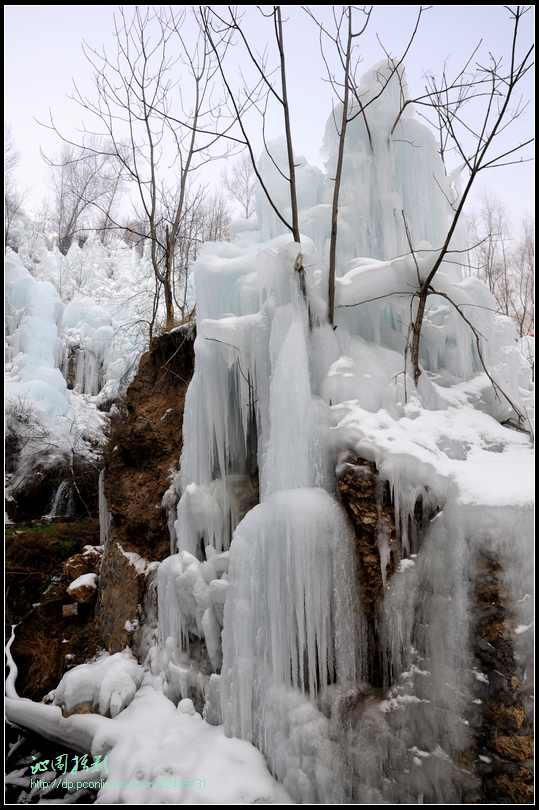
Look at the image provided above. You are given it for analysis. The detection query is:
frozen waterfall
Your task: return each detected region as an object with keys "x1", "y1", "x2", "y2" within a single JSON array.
[
  {"x1": 156, "y1": 58, "x2": 533, "y2": 803},
  {"x1": 6, "y1": 59, "x2": 533, "y2": 805}
]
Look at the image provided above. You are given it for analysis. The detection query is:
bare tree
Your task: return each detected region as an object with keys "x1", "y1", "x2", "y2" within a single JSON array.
[
  {"x1": 468, "y1": 193, "x2": 534, "y2": 338},
  {"x1": 511, "y1": 214, "x2": 534, "y2": 337},
  {"x1": 305, "y1": 5, "x2": 427, "y2": 326},
  {"x1": 43, "y1": 139, "x2": 124, "y2": 254},
  {"x1": 197, "y1": 190, "x2": 232, "y2": 245},
  {"x1": 42, "y1": 6, "x2": 231, "y2": 333},
  {"x1": 399, "y1": 5, "x2": 533, "y2": 384},
  {"x1": 167, "y1": 186, "x2": 231, "y2": 322},
  {"x1": 467, "y1": 188, "x2": 511, "y2": 307},
  {"x1": 5, "y1": 124, "x2": 30, "y2": 244},
  {"x1": 221, "y1": 151, "x2": 256, "y2": 219},
  {"x1": 205, "y1": 6, "x2": 310, "y2": 304},
  {"x1": 302, "y1": 6, "x2": 532, "y2": 427},
  {"x1": 309, "y1": 6, "x2": 532, "y2": 374},
  {"x1": 5, "y1": 124, "x2": 20, "y2": 181},
  {"x1": 306, "y1": 6, "x2": 371, "y2": 327},
  {"x1": 210, "y1": 6, "x2": 429, "y2": 324}
]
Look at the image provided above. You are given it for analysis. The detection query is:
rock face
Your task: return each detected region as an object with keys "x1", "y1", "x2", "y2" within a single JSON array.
[
  {"x1": 337, "y1": 457, "x2": 397, "y2": 687},
  {"x1": 96, "y1": 325, "x2": 195, "y2": 654},
  {"x1": 472, "y1": 555, "x2": 534, "y2": 804},
  {"x1": 337, "y1": 457, "x2": 533, "y2": 804}
]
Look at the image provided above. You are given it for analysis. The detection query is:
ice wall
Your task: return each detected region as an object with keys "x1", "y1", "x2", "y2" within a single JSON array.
[
  {"x1": 5, "y1": 248, "x2": 82, "y2": 482},
  {"x1": 5, "y1": 216, "x2": 158, "y2": 499},
  {"x1": 322, "y1": 62, "x2": 466, "y2": 265},
  {"x1": 159, "y1": 59, "x2": 533, "y2": 803}
]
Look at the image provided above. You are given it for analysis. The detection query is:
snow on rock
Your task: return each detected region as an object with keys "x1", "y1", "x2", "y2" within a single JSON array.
[
  {"x1": 68, "y1": 573, "x2": 98, "y2": 591},
  {"x1": 53, "y1": 650, "x2": 145, "y2": 718}
]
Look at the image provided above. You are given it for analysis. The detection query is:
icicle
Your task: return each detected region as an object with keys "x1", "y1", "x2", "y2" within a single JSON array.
[
  {"x1": 98, "y1": 469, "x2": 112, "y2": 548},
  {"x1": 221, "y1": 488, "x2": 365, "y2": 737}
]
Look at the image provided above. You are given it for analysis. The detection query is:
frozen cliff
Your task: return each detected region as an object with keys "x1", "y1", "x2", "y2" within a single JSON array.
[{"x1": 6, "y1": 60, "x2": 534, "y2": 804}]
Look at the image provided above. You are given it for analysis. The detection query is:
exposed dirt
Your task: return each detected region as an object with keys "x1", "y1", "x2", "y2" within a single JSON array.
[
  {"x1": 102, "y1": 325, "x2": 195, "y2": 561},
  {"x1": 96, "y1": 325, "x2": 195, "y2": 653},
  {"x1": 5, "y1": 519, "x2": 103, "y2": 701}
]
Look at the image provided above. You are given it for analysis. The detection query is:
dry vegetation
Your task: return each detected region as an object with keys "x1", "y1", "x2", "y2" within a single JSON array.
[{"x1": 5, "y1": 518, "x2": 103, "y2": 701}]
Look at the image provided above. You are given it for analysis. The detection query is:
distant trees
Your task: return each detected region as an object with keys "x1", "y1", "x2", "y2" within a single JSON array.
[
  {"x1": 166, "y1": 187, "x2": 231, "y2": 323},
  {"x1": 468, "y1": 189, "x2": 534, "y2": 337},
  {"x1": 5, "y1": 123, "x2": 29, "y2": 244},
  {"x1": 42, "y1": 139, "x2": 125, "y2": 253},
  {"x1": 221, "y1": 152, "x2": 256, "y2": 220},
  {"x1": 513, "y1": 215, "x2": 535, "y2": 338},
  {"x1": 5, "y1": 124, "x2": 21, "y2": 229}
]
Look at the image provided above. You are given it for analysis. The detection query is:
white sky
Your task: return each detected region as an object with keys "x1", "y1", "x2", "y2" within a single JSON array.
[{"x1": 4, "y1": 5, "x2": 534, "y2": 225}]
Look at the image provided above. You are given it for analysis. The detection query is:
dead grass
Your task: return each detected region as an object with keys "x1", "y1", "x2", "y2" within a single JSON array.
[{"x1": 5, "y1": 518, "x2": 104, "y2": 701}]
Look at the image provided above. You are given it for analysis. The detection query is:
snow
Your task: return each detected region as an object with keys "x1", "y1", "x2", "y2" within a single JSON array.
[
  {"x1": 6, "y1": 249, "x2": 70, "y2": 422},
  {"x1": 6, "y1": 641, "x2": 291, "y2": 804},
  {"x1": 68, "y1": 573, "x2": 98, "y2": 591},
  {"x1": 5, "y1": 58, "x2": 534, "y2": 805},
  {"x1": 5, "y1": 224, "x2": 158, "y2": 501}
]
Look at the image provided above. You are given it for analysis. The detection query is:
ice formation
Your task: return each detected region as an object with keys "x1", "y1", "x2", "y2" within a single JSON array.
[
  {"x1": 5, "y1": 220, "x2": 157, "y2": 508},
  {"x1": 154, "y1": 61, "x2": 533, "y2": 803},
  {"x1": 6, "y1": 60, "x2": 534, "y2": 804}
]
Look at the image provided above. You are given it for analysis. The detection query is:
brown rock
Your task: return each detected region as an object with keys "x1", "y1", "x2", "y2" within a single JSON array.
[
  {"x1": 95, "y1": 534, "x2": 149, "y2": 653},
  {"x1": 63, "y1": 547, "x2": 102, "y2": 583},
  {"x1": 68, "y1": 584, "x2": 97, "y2": 604},
  {"x1": 481, "y1": 619, "x2": 507, "y2": 642},
  {"x1": 493, "y1": 768, "x2": 534, "y2": 804},
  {"x1": 63, "y1": 554, "x2": 90, "y2": 583},
  {"x1": 96, "y1": 327, "x2": 195, "y2": 653},
  {"x1": 493, "y1": 732, "x2": 534, "y2": 761},
  {"x1": 484, "y1": 701, "x2": 525, "y2": 729},
  {"x1": 337, "y1": 458, "x2": 398, "y2": 687},
  {"x1": 62, "y1": 703, "x2": 97, "y2": 717},
  {"x1": 475, "y1": 582, "x2": 503, "y2": 606}
]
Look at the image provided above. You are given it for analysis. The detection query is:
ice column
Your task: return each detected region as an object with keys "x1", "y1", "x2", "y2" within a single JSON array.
[{"x1": 220, "y1": 488, "x2": 364, "y2": 742}]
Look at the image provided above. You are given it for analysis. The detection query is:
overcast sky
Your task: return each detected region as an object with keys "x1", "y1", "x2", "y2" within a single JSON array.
[{"x1": 5, "y1": 5, "x2": 534, "y2": 225}]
